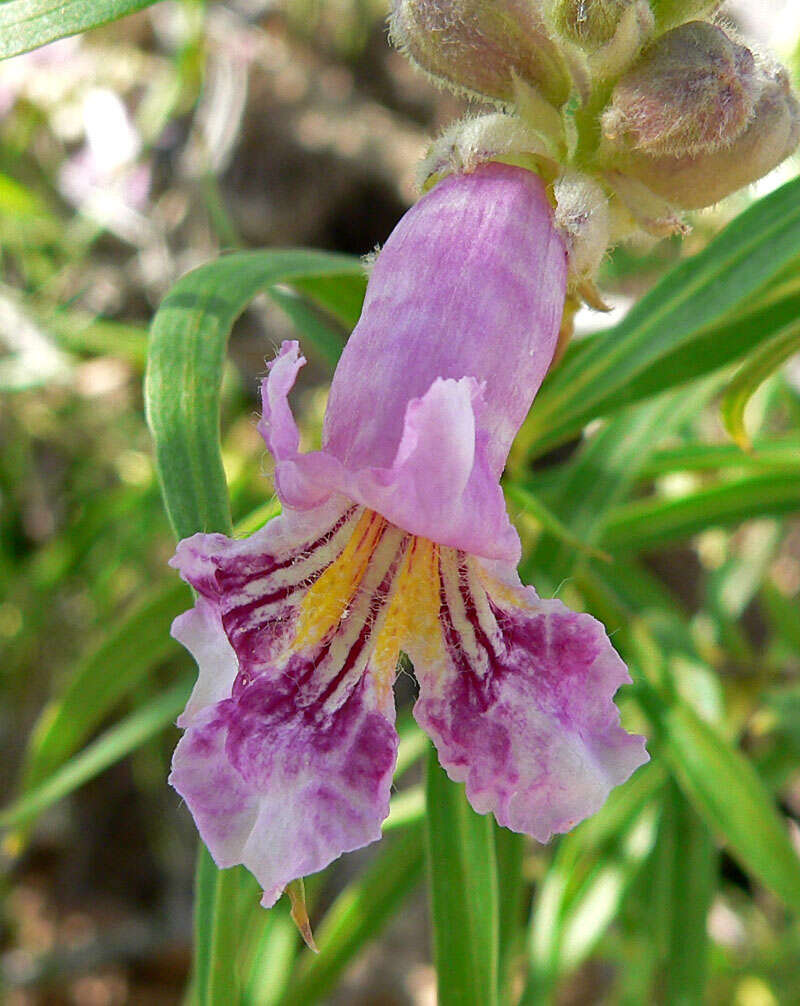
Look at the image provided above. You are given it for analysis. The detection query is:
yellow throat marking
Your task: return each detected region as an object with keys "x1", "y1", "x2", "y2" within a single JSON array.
[
  {"x1": 290, "y1": 509, "x2": 445, "y2": 696},
  {"x1": 293, "y1": 509, "x2": 388, "y2": 651},
  {"x1": 372, "y1": 537, "x2": 444, "y2": 686}
]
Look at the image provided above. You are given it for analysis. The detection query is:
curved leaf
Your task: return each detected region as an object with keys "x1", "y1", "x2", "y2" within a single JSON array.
[
  {"x1": 145, "y1": 250, "x2": 363, "y2": 541},
  {"x1": 146, "y1": 249, "x2": 365, "y2": 1005},
  {"x1": 721, "y1": 319, "x2": 800, "y2": 449}
]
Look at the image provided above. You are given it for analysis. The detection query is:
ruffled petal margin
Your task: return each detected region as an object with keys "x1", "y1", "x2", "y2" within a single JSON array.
[
  {"x1": 168, "y1": 500, "x2": 398, "y2": 905},
  {"x1": 410, "y1": 553, "x2": 649, "y2": 841},
  {"x1": 258, "y1": 341, "x2": 520, "y2": 563},
  {"x1": 170, "y1": 665, "x2": 396, "y2": 907}
]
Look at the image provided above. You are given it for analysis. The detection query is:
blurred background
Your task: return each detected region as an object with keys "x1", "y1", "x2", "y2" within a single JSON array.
[{"x1": 1, "y1": 1, "x2": 800, "y2": 1003}]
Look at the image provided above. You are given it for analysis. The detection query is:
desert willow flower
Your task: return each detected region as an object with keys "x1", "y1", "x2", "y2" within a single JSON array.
[{"x1": 169, "y1": 162, "x2": 648, "y2": 908}]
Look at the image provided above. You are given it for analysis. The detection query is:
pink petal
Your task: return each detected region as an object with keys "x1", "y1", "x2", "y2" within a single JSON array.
[
  {"x1": 324, "y1": 163, "x2": 566, "y2": 478},
  {"x1": 169, "y1": 502, "x2": 407, "y2": 902},
  {"x1": 171, "y1": 599, "x2": 238, "y2": 728},
  {"x1": 170, "y1": 666, "x2": 396, "y2": 906},
  {"x1": 255, "y1": 163, "x2": 566, "y2": 561},
  {"x1": 411, "y1": 553, "x2": 649, "y2": 841},
  {"x1": 256, "y1": 342, "x2": 304, "y2": 461},
  {"x1": 170, "y1": 498, "x2": 358, "y2": 703},
  {"x1": 257, "y1": 346, "x2": 519, "y2": 561}
]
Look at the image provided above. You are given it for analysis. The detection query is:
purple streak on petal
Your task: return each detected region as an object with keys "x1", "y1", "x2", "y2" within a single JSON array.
[
  {"x1": 170, "y1": 659, "x2": 397, "y2": 907},
  {"x1": 169, "y1": 498, "x2": 357, "y2": 710},
  {"x1": 412, "y1": 556, "x2": 648, "y2": 841}
]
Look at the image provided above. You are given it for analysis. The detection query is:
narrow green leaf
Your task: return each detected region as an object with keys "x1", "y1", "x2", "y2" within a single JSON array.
[
  {"x1": 524, "y1": 377, "x2": 722, "y2": 589},
  {"x1": 762, "y1": 582, "x2": 800, "y2": 659},
  {"x1": 426, "y1": 749, "x2": 499, "y2": 1006},
  {"x1": 19, "y1": 580, "x2": 187, "y2": 798},
  {"x1": 0, "y1": 0, "x2": 160, "y2": 59},
  {"x1": 514, "y1": 176, "x2": 800, "y2": 459},
  {"x1": 650, "y1": 783, "x2": 717, "y2": 1005},
  {"x1": 707, "y1": 521, "x2": 781, "y2": 622},
  {"x1": 640, "y1": 435, "x2": 800, "y2": 478},
  {"x1": 495, "y1": 826, "x2": 526, "y2": 1000},
  {"x1": 145, "y1": 250, "x2": 364, "y2": 541},
  {"x1": 557, "y1": 804, "x2": 659, "y2": 975},
  {"x1": 233, "y1": 498, "x2": 282, "y2": 537},
  {"x1": 193, "y1": 850, "x2": 242, "y2": 1006},
  {"x1": 573, "y1": 563, "x2": 800, "y2": 922},
  {"x1": 15, "y1": 497, "x2": 280, "y2": 830},
  {"x1": 0, "y1": 680, "x2": 189, "y2": 831},
  {"x1": 291, "y1": 272, "x2": 367, "y2": 331},
  {"x1": 525, "y1": 763, "x2": 664, "y2": 1002},
  {"x1": 284, "y1": 826, "x2": 425, "y2": 1005},
  {"x1": 395, "y1": 715, "x2": 428, "y2": 779},
  {"x1": 594, "y1": 272, "x2": 800, "y2": 427},
  {"x1": 242, "y1": 903, "x2": 299, "y2": 1006},
  {"x1": 721, "y1": 319, "x2": 800, "y2": 449},
  {"x1": 383, "y1": 785, "x2": 425, "y2": 832},
  {"x1": 602, "y1": 471, "x2": 800, "y2": 553},
  {"x1": 0, "y1": 171, "x2": 51, "y2": 216},
  {"x1": 47, "y1": 311, "x2": 149, "y2": 369},
  {"x1": 505, "y1": 482, "x2": 611, "y2": 563},
  {"x1": 658, "y1": 698, "x2": 800, "y2": 915}
]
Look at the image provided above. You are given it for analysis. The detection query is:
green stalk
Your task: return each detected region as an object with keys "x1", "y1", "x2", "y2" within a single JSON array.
[
  {"x1": 425, "y1": 748, "x2": 499, "y2": 1006},
  {"x1": 194, "y1": 849, "x2": 241, "y2": 1005}
]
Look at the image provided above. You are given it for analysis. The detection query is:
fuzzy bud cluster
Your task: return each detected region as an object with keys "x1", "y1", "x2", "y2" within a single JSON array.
[
  {"x1": 390, "y1": 0, "x2": 571, "y2": 106},
  {"x1": 390, "y1": 0, "x2": 800, "y2": 293},
  {"x1": 600, "y1": 22, "x2": 800, "y2": 209}
]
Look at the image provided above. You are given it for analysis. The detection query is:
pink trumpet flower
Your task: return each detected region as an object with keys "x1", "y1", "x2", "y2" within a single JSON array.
[{"x1": 169, "y1": 163, "x2": 648, "y2": 907}]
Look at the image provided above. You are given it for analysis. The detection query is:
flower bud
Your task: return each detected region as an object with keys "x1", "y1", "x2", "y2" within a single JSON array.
[
  {"x1": 601, "y1": 22, "x2": 761, "y2": 159},
  {"x1": 549, "y1": 0, "x2": 642, "y2": 51},
  {"x1": 604, "y1": 171, "x2": 687, "y2": 237},
  {"x1": 390, "y1": 0, "x2": 571, "y2": 106},
  {"x1": 649, "y1": 0, "x2": 722, "y2": 31},
  {"x1": 417, "y1": 113, "x2": 559, "y2": 189},
  {"x1": 606, "y1": 66, "x2": 800, "y2": 208},
  {"x1": 548, "y1": 0, "x2": 654, "y2": 81},
  {"x1": 553, "y1": 172, "x2": 610, "y2": 284}
]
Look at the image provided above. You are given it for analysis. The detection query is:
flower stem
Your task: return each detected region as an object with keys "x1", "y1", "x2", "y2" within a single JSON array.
[
  {"x1": 193, "y1": 845, "x2": 241, "y2": 1004},
  {"x1": 425, "y1": 747, "x2": 499, "y2": 1006}
]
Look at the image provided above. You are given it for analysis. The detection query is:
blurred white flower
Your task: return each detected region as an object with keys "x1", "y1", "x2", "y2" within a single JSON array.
[{"x1": 58, "y1": 88, "x2": 152, "y2": 243}]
